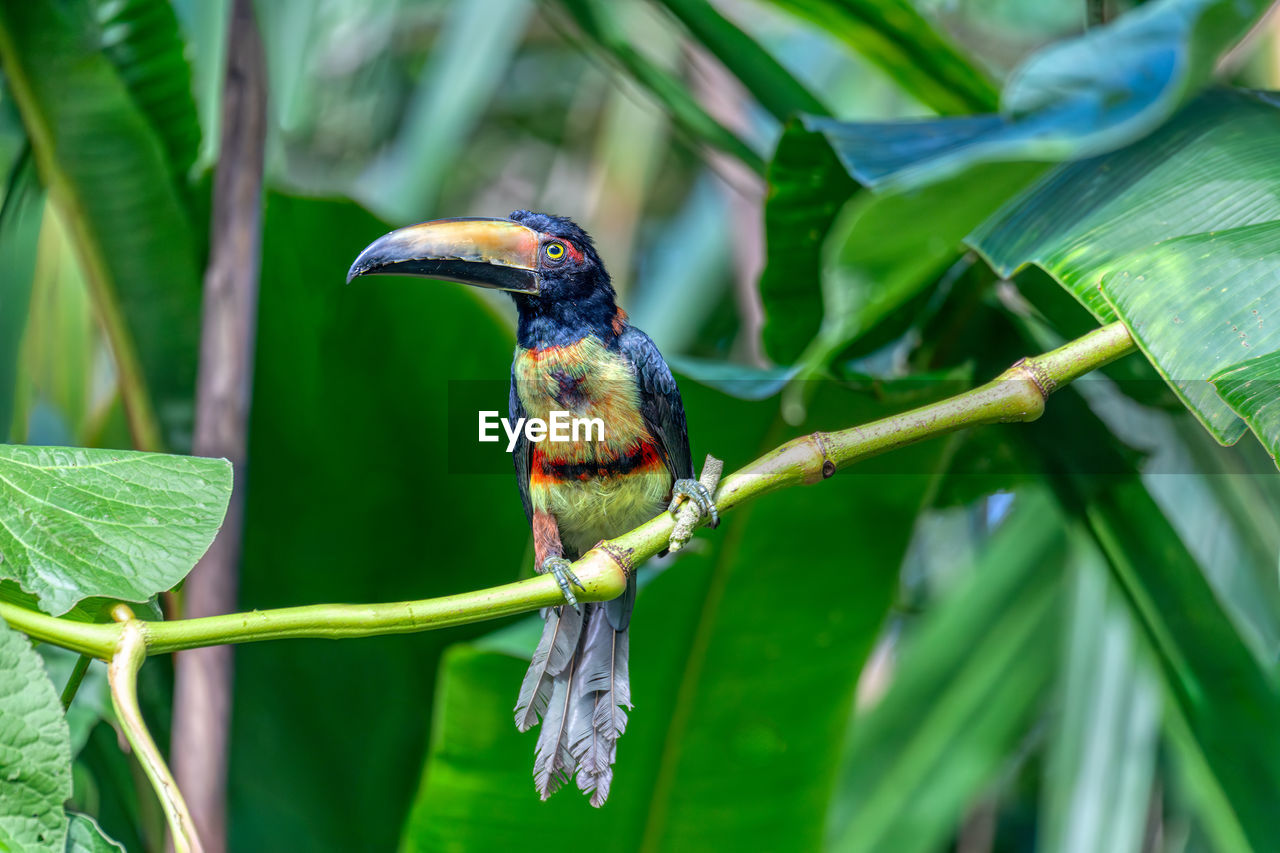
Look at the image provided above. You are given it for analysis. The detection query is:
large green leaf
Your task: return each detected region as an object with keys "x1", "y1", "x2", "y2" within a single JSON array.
[
  {"x1": 1027, "y1": 390, "x2": 1280, "y2": 853},
  {"x1": 1082, "y1": 481, "x2": 1280, "y2": 852},
  {"x1": 973, "y1": 90, "x2": 1280, "y2": 447},
  {"x1": 826, "y1": 489, "x2": 1065, "y2": 853},
  {"x1": 1132, "y1": 409, "x2": 1280, "y2": 661},
  {"x1": 769, "y1": 0, "x2": 997, "y2": 115},
  {"x1": 0, "y1": 445, "x2": 231, "y2": 615},
  {"x1": 759, "y1": 119, "x2": 857, "y2": 364},
  {"x1": 93, "y1": 0, "x2": 201, "y2": 180},
  {"x1": 760, "y1": 124, "x2": 1043, "y2": 366},
  {"x1": 0, "y1": 617, "x2": 71, "y2": 852},
  {"x1": 0, "y1": 0, "x2": 203, "y2": 450},
  {"x1": 400, "y1": 382, "x2": 950, "y2": 851},
  {"x1": 653, "y1": 0, "x2": 829, "y2": 122},
  {"x1": 801, "y1": 159, "x2": 1044, "y2": 369}
]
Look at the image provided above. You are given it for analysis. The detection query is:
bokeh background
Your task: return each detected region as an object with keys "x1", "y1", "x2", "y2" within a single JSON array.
[{"x1": 7, "y1": 1, "x2": 1280, "y2": 851}]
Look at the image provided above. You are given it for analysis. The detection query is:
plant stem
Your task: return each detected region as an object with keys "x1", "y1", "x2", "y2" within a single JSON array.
[
  {"x1": 108, "y1": 611, "x2": 204, "y2": 853},
  {"x1": 60, "y1": 652, "x2": 91, "y2": 710},
  {"x1": 0, "y1": 604, "x2": 118, "y2": 658},
  {"x1": 0, "y1": 321, "x2": 1136, "y2": 657}
]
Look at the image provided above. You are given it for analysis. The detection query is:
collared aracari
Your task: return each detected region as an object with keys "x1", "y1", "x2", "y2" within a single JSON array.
[{"x1": 348, "y1": 210, "x2": 717, "y2": 806}]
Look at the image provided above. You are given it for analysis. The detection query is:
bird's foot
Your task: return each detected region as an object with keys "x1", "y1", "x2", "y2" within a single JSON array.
[
  {"x1": 668, "y1": 478, "x2": 720, "y2": 529},
  {"x1": 540, "y1": 556, "x2": 584, "y2": 611}
]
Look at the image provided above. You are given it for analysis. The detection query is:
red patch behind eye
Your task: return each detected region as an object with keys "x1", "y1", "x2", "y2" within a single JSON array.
[{"x1": 563, "y1": 242, "x2": 584, "y2": 264}]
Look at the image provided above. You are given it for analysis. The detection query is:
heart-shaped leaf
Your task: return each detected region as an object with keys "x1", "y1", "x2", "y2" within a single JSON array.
[{"x1": 0, "y1": 445, "x2": 230, "y2": 615}]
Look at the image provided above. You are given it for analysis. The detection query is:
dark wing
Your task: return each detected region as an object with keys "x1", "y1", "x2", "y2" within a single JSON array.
[
  {"x1": 617, "y1": 325, "x2": 694, "y2": 483},
  {"x1": 510, "y1": 363, "x2": 533, "y2": 525}
]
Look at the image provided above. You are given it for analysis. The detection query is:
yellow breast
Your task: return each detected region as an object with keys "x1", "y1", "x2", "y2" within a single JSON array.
[{"x1": 513, "y1": 336, "x2": 652, "y2": 464}]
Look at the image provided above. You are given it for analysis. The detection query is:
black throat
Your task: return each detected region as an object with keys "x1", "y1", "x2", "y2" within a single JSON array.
[{"x1": 513, "y1": 287, "x2": 619, "y2": 349}]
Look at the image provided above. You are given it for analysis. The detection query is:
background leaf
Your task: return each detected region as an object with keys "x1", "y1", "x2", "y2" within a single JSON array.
[
  {"x1": 93, "y1": 0, "x2": 202, "y2": 182},
  {"x1": 807, "y1": 159, "x2": 1045, "y2": 366},
  {"x1": 352, "y1": 0, "x2": 534, "y2": 223},
  {"x1": 0, "y1": 151, "x2": 44, "y2": 441},
  {"x1": 1026, "y1": 390, "x2": 1280, "y2": 852},
  {"x1": 0, "y1": 445, "x2": 231, "y2": 615},
  {"x1": 769, "y1": 0, "x2": 997, "y2": 114},
  {"x1": 39, "y1": 645, "x2": 112, "y2": 759},
  {"x1": 759, "y1": 119, "x2": 858, "y2": 364},
  {"x1": 64, "y1": 814, "x2": 125, "y2": 853},
  {"x1": 802, "y1": 0, "x2": 1271, "y2": 192},
  {"x1": 758, "y1": 0, "x2": 1274, "y2": 369},
  {"x1": 827, "y1": 490, "x2": 1064, "y2": 853},
  {"x1": 1040, "y1": 538, "x2": 1160, "y2": 853},
  {"x1": 0, "y1": 0, "x2": 203, "y2": 449},
  {"x1": 654, "y1": 0, "x2": 829, "y2": 122},
  {"x1": 553, "y1": 0, "x2": 764, "y2": 174}
]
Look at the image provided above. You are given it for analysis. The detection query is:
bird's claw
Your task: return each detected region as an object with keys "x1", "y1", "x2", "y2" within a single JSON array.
[
  {"x1": 541, "y1": 556, "x2": 584, "y2": 611},
  {"x1": 668, "y1": 478, "x2": 720, "y2": 528}
]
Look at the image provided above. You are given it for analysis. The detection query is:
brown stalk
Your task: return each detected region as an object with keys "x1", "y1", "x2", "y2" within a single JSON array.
[{"x1": 169, "y1": 1, "x2": 267, "y2": 850}]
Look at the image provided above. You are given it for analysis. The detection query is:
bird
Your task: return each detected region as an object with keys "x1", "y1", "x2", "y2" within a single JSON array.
[{"x1": 347, "y1": 210, "x2": 717, "y2": 807}]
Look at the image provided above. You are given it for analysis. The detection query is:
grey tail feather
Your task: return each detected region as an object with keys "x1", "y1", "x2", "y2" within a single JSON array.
[
  {"x1": 569, "y1": 604, "x2": 632, "y2": 807},
  {"x1": 515, "y1": 606, "x2": 583, "y2": 732},
  {"x1": 532, "y1": 655, "x2": 578, "y2": 799}
]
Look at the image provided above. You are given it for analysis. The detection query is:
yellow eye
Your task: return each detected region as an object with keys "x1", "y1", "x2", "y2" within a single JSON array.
[{"x1": 545, "y1": 242, "x2": 565, "y2": 260}]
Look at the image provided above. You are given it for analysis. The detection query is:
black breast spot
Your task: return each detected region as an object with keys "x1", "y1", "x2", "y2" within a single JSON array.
[{"x1": 552, "y1": 369, "x2": 588, "y2": 408}]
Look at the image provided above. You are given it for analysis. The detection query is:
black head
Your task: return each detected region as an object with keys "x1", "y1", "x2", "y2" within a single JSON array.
[{"x1": 506, "y1": 210, "x2": 618, "y2": 346}]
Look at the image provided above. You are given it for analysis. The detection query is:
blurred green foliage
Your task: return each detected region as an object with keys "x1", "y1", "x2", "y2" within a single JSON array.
[{"x1": 5, "y1": 0, "x2": 1280, "y2": 852}]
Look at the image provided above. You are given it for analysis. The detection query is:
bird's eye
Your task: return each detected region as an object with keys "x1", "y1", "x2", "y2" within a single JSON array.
[{"x1": 545, "y1": 242, "x2": 565, "y2": 260}]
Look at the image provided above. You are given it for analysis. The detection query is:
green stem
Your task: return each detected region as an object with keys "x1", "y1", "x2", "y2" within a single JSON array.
[
  {"x1": 0, "y1": 322, "x2": 1136, "y2": 657},
  {"x1": 0, "y1": 604, "x2": 119, "y2": 658},
  {"x1": 60, "y1": 652, "x2": 91, "y2": 709},
  {"x1": 108, "y1": 615, "x2": 204, "y2": 853}
]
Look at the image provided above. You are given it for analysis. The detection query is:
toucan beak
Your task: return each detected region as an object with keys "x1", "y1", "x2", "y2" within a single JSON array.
[{"x1": 346, "y1": 217, "x2": 542, "y2": 294}]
